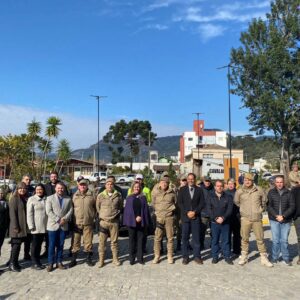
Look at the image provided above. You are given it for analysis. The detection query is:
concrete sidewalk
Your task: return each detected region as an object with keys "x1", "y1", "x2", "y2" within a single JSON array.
[{"x1": 0, "y1": 225, "x2": 300, "y2": 300}]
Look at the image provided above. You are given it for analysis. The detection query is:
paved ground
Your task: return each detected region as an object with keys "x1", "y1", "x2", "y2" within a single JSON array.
[{"x1": 0, "y1": 225, "x2": 300, "y2": 300}]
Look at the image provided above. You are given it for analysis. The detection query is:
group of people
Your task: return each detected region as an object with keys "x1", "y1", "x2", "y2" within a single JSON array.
[{"x1": 0, "y1": 166, "x2": 300, "y2": 274}]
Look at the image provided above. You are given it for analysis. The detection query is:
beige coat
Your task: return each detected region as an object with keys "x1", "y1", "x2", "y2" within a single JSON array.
[
  {"x1": 96, "y1": 190, "x2": 123, "y2": 222},
  {"x1": 234, "y1": 185, "x2": 266, "y2": 222},
  {"x1": 27, "y1": 195, "x2": 47, "y2": 234},
  {"x1": 289, "y1": 171, "x2": 300, "y2": 187},
  {"x1": 73, "y1": 189, "x2": 96, "y2": 226},
  {"x1": 46, "y1": 194, "x2": 73, "y2": 231},
  {"x1": 152, "y1": 186, "x2": 176, "y2": 219}
]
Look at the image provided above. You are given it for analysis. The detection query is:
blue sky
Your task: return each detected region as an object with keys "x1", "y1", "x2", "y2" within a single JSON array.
[{"x1": 0, "y1": 0, "x2": 272, "y2": 149}]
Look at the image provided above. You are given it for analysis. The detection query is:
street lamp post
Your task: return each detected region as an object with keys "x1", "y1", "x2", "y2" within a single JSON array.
[
  {"x1": 192, "y1": 112, "x2": 204, "y2": 178},
  {"x1": 217, "y1": 64, "x2": 233, "y2": 178},
  {"x1": 90, "y1": 95, "x2": 107, "y2": 174}
]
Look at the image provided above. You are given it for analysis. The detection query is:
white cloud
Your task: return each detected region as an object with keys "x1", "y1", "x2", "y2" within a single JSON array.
[
  {"x1": 168, "y1": 0, "x2": 271, "y2": 41},
  {"x1": 0, "y1": 104, "x2": 185, "y2": 150},
  {"x1": 144, "y1": 0, "x2": 206, "y2": 12},
  {"x1": 198, "y1": 23, "x2": 226, "y2": 41},
  {"x1": 146, "y1": 23, "x2": 169, "y2": 30},
  {"x1": 0, "y1": 104, "x2": 111, "y2": 150},
  {"x1": 183, "y1": 5, "x2": 268, "y2": 23}
]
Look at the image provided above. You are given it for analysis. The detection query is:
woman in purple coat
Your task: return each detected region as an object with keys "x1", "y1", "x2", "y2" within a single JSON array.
[{"x1": 123, "y1": 181, "x2": 149, "y2": 265}]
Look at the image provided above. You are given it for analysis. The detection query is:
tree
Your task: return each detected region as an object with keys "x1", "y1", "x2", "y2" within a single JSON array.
[
  {"x1": 230, "y1": 0, "x2": 300, "y2": 179},
  {"x1": 0, "y1": 134, "x2": 31, "y2": 181},
  {"x1": 41, "y1": 116, "x2": 62, "y2": 176},
  {"x1": 103, "y1": 119, "x2": 157, "y2": 170},
  {"x1": 55, "y1": 139, "x2": 71, "y2": 175},
  {"x1": 27, "y1": 118, "x2": 41, "y2": 174}
]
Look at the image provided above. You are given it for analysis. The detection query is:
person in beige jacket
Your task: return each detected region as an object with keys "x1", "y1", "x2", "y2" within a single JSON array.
[
  {"x1": 27, "y1": 184, "x2": 48, "y2": 270},
  {"x1": 289, "y1": 164, "x2": 300, "y2": 187},
  {"x1": 234, "y1": 173, "x2": 273, "y2": 267},
  {"x1": 69, "y1": 179, "x2": 96, "y2": 268},
  {"x1": 46, "y1": 182, "x2": 73, "y2": 272},
  {"x1": 152, "y1": 176, "x2": 176, "y2": 264},
  {"x1": 96, "y1": 178, "x2": 123, "y2": 268}
]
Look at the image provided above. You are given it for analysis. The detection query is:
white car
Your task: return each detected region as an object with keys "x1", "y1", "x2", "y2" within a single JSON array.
[
  {"x1": 83, "y1": 172, "x2": 107, "y2": 182},
  {"x1": 262, "y1": 172, "x2": 272, "y2": 180},
  {"x1": 116, "y1": 176, "x2": 131, "y2": 184}
]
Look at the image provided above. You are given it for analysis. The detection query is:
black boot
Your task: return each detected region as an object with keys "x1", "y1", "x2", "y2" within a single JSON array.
[
  {"x1": 40, "y1": 250, "x2": 48, "y2": 259},
  {"x1": 176, "y1": 241, "x2": 181, "y2": 252},
  {"x1": 10, "y1": 243, "x2": 21, "y2": 272},
  {"x1": 86, "y1": 252, "x2": 94, "y2": 267},
  {"x1": 69, "y1": 252, "x2": 77, "y2": 268}
]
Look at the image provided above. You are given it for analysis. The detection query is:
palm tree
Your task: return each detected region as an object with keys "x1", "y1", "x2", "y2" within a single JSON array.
[
  {"x1": 55, "y1": 139, "x2": 71, "y2": 175},
  {"x1": 27, "y1": 119, "x2": 41, "y2": 176},
  {"x1": 41, "y1": 116, "x2": 62, "y2": 176}
]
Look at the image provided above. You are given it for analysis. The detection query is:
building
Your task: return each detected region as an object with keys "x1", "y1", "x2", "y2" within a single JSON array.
[
  {"x1": 253, "y1": 158, "x2": 268, "y2": 172},
  {"x1": 201, "y1": 158, "x2": 249, "y2": 180},
  {"x1": 56, "y1": 159, "x2": 107, "y2": 181},
  {"x1": 181, "y1": 144, "x2": 244, "y2": 178},
  {"x1": 179, "y1": 120, "x2": 227, "y2": 163}
]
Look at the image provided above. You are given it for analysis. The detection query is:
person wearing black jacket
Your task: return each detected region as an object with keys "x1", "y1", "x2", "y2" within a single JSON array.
[
  {"x1": 0, "y1": 188, "x2": 9, "y2": 257},
  {"x1": 267, "y1": 175, "x2": 295, "y2": 265},
  {"x1": 207, "y1": 180, "x2": 233, "y2": 264},
  {"x1": 199, "y1": 177, "x2": 214, "y2": 250},
  {"x1": 178, "y1": 173, "x2": 205, "y2": 265},
  {"x1": 21, "y1": 174, "x2": 35, "y2": 261},
  {"x1": 225, "y1": 178, "x2": 241, "y2": 256},
  {"x1": 292, "y1": 184, "x2": 300, "y2": 265}
]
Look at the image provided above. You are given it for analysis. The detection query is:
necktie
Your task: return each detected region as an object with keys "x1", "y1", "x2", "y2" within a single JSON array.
[{"x1": 190, "y1": 187, "x2": 194, "y2": 198}]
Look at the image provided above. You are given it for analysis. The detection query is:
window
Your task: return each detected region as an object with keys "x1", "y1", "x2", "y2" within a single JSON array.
[
  {"x1": 188, "y1": 137, "x2": 193, "y2": 141},
  {"x1": 203, "y1": 154, "x2": 213, "y2": 159}
]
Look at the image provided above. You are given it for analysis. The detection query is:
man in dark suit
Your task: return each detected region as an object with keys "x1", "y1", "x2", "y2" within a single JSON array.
[{"x1": 178, "y1": 173, "x2": 205, "y2": 265}]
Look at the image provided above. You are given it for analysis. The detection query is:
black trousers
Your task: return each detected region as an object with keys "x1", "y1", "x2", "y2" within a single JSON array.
[
  {"x1": 31, "y1": 234, "x2": 45, "y2": 265},
  {"x1": 0, "y1": 228, "x2": 6, "y2": 256},
  {"x1": 10, "y1": 238, "x2": 24, "y2": 266},
  {"x1": 200, "y1": 217, "x2": 210, "y2": 249},
  {"x1": 128, "y1": 226, "x2": 146, "y2": 263},
  {"x1": 43, "y1": 232, "x2": 49, "y2": 253},
  {"x1": 230, "y1": 217, "x2": 241, "y2": 255},
  {"x1": 24, "y1": 233, "x2": 32, "y2": 257}
]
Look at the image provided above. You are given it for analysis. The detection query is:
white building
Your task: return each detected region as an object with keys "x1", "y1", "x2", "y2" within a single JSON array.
[{"x1": 179, "y1": 120, "x2": 227, "y2": 163}]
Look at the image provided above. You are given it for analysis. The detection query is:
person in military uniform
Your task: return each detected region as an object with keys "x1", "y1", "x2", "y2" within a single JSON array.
[
  {"x1": 96, "y1": 178, "x2": 123, "y2": 268},
  {"x1": 69, "y1": 179, "x2": 96, "y2": 268},
  {"x1": 152, "y1": 176, "x2": 177, "y2": 264}
]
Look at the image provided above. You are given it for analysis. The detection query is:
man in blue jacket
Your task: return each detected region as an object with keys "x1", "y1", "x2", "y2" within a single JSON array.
[{"x1": 207, "y1": 180, "x2": 233, "y2": 264}]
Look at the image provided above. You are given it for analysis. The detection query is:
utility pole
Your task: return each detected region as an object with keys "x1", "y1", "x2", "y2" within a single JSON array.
[
  {"x1": 192, "y1": 112, "x2": 204, "y2": 178},
  {"x1": 90, "y1": 95, "x2": 107, "y2": 174},
  {"x1": 217, "y1": 64, "x2": 233, "y2": 178}
]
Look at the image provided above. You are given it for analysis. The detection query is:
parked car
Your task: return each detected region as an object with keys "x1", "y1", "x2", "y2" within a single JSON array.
[
  {"x1": 126, "y1": 174, "x2": 135, "y2": 182},
  {"x1": 0, "y1": 178, "x2": 16, "y2": 192},
  {"x1": 83, "y1": 172, "x2": 107, "y2": 182},
  {"x1": 116, "y1": 176, "x2": 131, "y2": 184},
  {"x1": 262, "y1": 172, "x2": 272, "y2": 180}
]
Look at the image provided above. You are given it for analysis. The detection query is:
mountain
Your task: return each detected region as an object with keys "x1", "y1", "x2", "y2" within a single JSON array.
[
  {"x1": 71, "y1": 134, "x2": 280, "y2": 164},
  {"x1": 71, "y1": 135, "x2": 181, "y2": 162}
]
